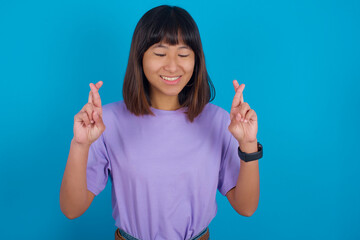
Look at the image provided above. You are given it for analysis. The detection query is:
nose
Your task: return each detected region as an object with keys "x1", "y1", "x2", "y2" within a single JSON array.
[{"x1": 163, "y1": 56, "x2": 178, "y2": 73}]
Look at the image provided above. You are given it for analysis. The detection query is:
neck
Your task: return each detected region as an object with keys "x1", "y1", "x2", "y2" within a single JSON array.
[{"x1": 150, "y1": 94, "x2": 181, "y2": 111}]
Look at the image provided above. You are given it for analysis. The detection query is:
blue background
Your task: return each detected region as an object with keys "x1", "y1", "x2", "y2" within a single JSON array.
[{"x1": 1, "y1": 0, "x2": 359, "y2": 239}]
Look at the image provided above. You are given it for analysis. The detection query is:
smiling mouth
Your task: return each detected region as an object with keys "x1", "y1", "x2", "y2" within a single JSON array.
[{"x1": 160, "y1": 75, "x2": 182, "y2": 81}]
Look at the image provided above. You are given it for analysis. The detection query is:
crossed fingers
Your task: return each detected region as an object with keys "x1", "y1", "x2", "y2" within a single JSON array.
[
  {"x1": 80, "y1": 81, "x2": 103, "y2": 124},
  {"x1": 88, "y1": 81, "x2": 103, "y2": 108},
  {"x1": 230, "y1": 80, "x2": 245, "y2": 120}
]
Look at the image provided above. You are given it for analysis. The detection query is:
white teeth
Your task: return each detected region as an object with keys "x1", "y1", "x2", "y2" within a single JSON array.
[{"x1": 161, "y1": 76, "x2": 181, "y2": 81}]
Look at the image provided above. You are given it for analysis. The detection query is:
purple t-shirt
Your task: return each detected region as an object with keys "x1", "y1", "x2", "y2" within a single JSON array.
[{"x1": 86, "y1": 100, "x2": 240, "y2": 240}]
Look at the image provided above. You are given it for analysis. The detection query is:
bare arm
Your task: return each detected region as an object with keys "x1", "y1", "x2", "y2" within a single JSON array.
[
  {"x1": 226, "y1": 141, "x2": 259, "y2": 217},
  {"x1": 60, "y1": 140, "x2": 95, "y2": 219}
]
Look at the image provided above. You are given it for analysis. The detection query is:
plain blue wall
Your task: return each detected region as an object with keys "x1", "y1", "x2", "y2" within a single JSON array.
[{"x1": 1, "y1": 0, "x2": 359, "y2": 239}]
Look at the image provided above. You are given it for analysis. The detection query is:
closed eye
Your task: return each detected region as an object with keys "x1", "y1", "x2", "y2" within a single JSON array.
[
  {"x1": 178, "y1": 54, "x2": 190, "y2": 57},
  {"x1": 154, "y1": 53, "x2": 165, "y2": 57}
]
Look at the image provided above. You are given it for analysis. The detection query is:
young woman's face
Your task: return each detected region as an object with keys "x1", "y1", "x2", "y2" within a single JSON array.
[{"x1": 142, "y1": 41, "x2": 195, "y2": 103}]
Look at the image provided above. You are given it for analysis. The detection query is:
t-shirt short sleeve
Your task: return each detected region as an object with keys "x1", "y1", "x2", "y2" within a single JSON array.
[
  {"x1": 86, "y1": 133, "x2": 111, "y2": 196},
  {"x1": 217, "y1": 117, "x2": 241, "y2": 196}
]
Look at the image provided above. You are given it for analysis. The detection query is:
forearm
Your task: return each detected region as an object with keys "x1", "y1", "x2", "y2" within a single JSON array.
[
  {"x1": 233, "y1": 140, "x2": 260, "y2": 216},
  {"x1": 60, "y1": 139, "x2": 91, "y2": 218}
]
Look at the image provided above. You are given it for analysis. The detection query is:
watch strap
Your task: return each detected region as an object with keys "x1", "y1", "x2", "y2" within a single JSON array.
[{"x1": 238, "y1": 142, "x2": 263, "y2": 162}]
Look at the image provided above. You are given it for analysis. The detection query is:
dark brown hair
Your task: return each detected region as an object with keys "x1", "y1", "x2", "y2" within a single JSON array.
[{"x1": 122, "y1": 5, "x2": 215, "y2": 122}]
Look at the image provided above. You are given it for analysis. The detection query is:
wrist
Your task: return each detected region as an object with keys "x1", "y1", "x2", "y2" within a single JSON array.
[
  {"x1": 238, "y1": 139, "x2": 258, "y2": 153},
  {"x1": 71, "y1": 138, "x2": 91, "y2": 150}
]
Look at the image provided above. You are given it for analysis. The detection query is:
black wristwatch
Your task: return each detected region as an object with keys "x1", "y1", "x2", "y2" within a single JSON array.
[{"x1": 238, "y1": 142, "x2": 263, "y2": 162}]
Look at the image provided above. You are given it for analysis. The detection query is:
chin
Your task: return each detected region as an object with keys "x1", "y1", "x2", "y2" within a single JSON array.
[
  {"x1": 163, "y1": 90, "x2": 182, "y2": 96},
  {"x1": 162, "y1": 85, "x2": 185, "y2": 94}
]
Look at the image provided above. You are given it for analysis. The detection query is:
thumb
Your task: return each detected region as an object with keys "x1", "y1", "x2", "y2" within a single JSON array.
[{"x1": 93, "y1": 111, "x2": 105, "y2": 130}]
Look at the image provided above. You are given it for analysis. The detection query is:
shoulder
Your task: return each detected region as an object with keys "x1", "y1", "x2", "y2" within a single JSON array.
[
  {"x1": 102, "y1": 100, "x2": 126, "y2": 115},
  {"x1": 100, "y1": 100, "x2": 128, "y2": 124},
  {"x1": 201, "y1": 102, "x2": 230, "y2": 122},
  {"x1": 195, "y1": 103, "x2": 231, "y2": 131}
]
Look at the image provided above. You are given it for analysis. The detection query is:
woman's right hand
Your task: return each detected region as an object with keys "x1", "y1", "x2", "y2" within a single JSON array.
[{"x1": 73, "y1": 81, "x2": 106, "y2": 146}]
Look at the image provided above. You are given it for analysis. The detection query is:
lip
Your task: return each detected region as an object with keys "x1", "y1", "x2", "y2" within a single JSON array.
[{"x1": 160, "y1": 75, "x2": 182, "y2": 85}]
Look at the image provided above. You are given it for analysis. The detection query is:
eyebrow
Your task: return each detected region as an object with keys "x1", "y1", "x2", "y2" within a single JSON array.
[{"x1": 153, "y1": 44, "x2": 190, "y2": 50}]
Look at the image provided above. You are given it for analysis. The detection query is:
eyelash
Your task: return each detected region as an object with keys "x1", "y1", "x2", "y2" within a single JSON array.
[{"x1": 154, "y1": 53, "x2": 189, "y2": 58}]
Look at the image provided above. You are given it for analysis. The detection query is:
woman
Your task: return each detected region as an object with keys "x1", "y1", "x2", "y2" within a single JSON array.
[{"x1": 60, "y1": 5, "x2": 262, "y2": 240}]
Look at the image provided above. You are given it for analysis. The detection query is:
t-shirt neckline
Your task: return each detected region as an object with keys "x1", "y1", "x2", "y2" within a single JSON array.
[{"x1": 150, "y1": 106, "x2": 188, "y2": 115}]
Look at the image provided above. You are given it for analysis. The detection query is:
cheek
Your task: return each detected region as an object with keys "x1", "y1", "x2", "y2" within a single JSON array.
[
  {"x1": 143, "y1": 62, "x2": 157, "y2": 77},
  {"x1": 142, "y1": 51, "x2": 161, "y2": 75},
  {"x1": 178, "y1": 52, "x2": 195, "y2": 72},
  {"x1": 144, "y1": 60, "x2": 162, "y2": 76},
  {"x1": 184, "y1": 61, "x2": 195, "y2": 74}
]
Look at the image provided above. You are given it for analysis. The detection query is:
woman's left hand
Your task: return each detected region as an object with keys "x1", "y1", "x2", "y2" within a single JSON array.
[{"x1": 228, "y1": 80, "x2": 258, "y2": 144}]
